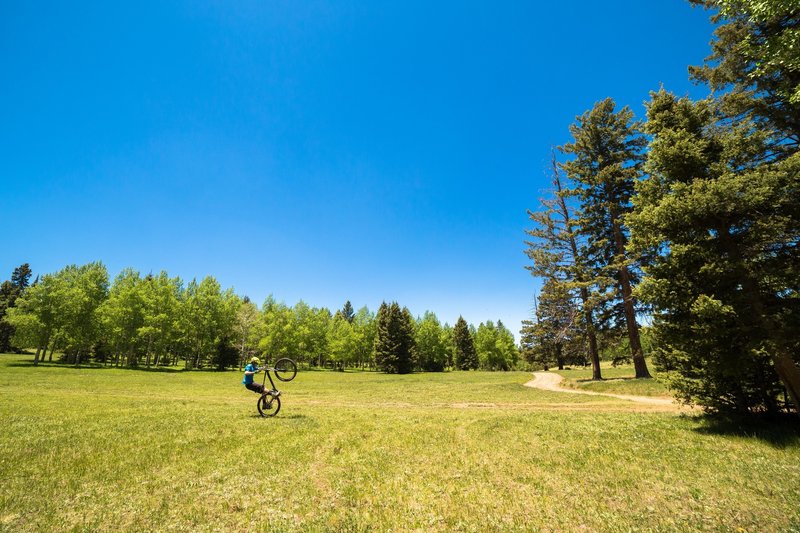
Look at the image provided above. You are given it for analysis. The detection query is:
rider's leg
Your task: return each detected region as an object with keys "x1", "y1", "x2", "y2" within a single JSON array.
[{"x1": 245, "y1": 382, "x2": 265, "y2": 394}]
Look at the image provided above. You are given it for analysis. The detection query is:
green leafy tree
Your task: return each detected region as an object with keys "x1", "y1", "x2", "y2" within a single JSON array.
[
  {"x1": 328, "y1": 314, "x2": 361, "y2": 369},
  {"x1": 560, "y1": 98, "x2": 651, "y2": 378},
  {"x1": 441, "y1": 323, "x2": 455, "y2": 369},
  {"x1": 235, "y1": 297, "x2": 261, "y2": 370},
  {"x1": 453, "y1": 316, "x2": 479, "y2": 370},
  {"x1": 139, "y1": 272, "x2": 182, "y2": 367},
  {"x1": 298, "y1": 303, "x2": 331, "y2": 366},
  {"x1": 98, "y1": 268, "x2": 146, "y2": 366},
  {"x1": 52, "y1": 262, "x2": 109, "y2": 365},
  {"x1": 629, "y1": 88, "x2": 800, "y2": 413},
  {"x1": 474, "y1": 320, "x2": 518, "y2": 371},
  {"x1": 9, "y1": 263, "x2": 107, "y2": 365},
  {"x1": 258, "y1": 296, "x2": 297, "y2": 362},
  {"x1": 415, "y1": 311, "x2": 449, "y2": 372},
  {"x1": 182, "y1": 276, "x2": 238, "y2": 369},
  {"x1": 7, "y1": 272, "x2": 65, "y2": 364},
  {"x1": 353, "y1": 306, "x2": 376, "y2": 368}
]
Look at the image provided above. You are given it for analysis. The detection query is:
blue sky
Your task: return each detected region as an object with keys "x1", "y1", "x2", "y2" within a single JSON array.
[{"x1": 1, "y1": 1, "x2": 714, "y2": 335}]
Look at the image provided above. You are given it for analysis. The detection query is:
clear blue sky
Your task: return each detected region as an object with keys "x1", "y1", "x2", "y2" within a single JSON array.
[{"x1": 1, "y1": 1, "x2": 714, "y2": 335}]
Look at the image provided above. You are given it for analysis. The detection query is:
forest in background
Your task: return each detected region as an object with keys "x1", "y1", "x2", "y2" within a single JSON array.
[{"x1": 0, "y1": 262, "x2": 518, "y2": 374}]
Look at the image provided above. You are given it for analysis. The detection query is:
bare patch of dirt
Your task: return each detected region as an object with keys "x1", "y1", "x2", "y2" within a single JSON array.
[{"x1": 524, "y1": 372, "x2": 686, "y2": 411}]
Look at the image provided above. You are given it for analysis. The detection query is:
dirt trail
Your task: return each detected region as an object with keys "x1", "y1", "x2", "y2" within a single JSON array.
[{"x1": 524, "y1": 371, "x2": 677, "y2": 407}]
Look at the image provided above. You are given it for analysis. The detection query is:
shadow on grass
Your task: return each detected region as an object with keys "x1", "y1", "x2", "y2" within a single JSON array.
[
  {"x1": 248, "y1": 413, "x2": 310, "y2": 420},
  {"x1": 574, "y1": 377, "x2": 662, "y2": 383},
  {"x1": 6, "y1": 361, "x2": 186, "y2": 373},
  {"x1": 692, "y1": 414, "x2": 800, "y2": 448}
]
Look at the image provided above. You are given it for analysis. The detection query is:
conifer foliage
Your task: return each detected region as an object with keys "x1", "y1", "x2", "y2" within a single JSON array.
[
  {"x1": 373, "y1": 302, "x2": 417, "y2": 374},
  {"x1": 453, "y1": 316, "x2": 479, "y2": 370},
  {"x1": 560, "y1": 98, "x2": 651, "y2": 379},
  {"x1": 0, "y1": 264, "x2": 32, "y2": 353},
  {"x1": 524, "y1": 0, "x2": 800, "y2": 414}
]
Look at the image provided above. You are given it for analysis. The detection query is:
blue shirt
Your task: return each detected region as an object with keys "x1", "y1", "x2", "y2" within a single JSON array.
[{"x1": 243, "y1": 363, "x2": 257, "y2": 385}]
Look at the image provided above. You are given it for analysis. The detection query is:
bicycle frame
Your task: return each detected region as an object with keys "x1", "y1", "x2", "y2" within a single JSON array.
[{"x1": 260, "y1": 366, "x2": 278, "y2": 392}]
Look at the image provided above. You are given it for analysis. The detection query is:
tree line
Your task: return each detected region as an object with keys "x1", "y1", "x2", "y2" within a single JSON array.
[
  {"x1": 0, "y1": 263, "x2": 519, "y2": 373},
  {"x1": 523, "y1": 0, "x2": 800, "y2": 415}
]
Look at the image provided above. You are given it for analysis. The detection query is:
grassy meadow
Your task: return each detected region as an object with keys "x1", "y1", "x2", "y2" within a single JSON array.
[
  {"x1": 1, "y1": 354, "x2": 799, "y2": 532},
  {"x1": 555, "y1": 363, "x2": 671, "y2": 397}
]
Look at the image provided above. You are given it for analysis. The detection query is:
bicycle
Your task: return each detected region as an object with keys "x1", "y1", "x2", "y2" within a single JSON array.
[{"x1": 256, "y1": 358, "x2": 297, "y2": 417}]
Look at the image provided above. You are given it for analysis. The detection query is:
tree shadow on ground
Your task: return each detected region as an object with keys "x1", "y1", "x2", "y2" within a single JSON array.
[
  {"x1": 691, "y1": 414, "x2": 800, "y2": 448},
  {"x1": 575, "y1": 377, "x2": 645, "y2": 383},
  {"x1": 6, "y1": 361, "x2": 185, "y2": 373}
]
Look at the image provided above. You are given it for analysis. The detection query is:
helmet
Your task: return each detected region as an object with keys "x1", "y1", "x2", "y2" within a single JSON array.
[{"x1": 250, "y1": 356, "x2": 261, "y2": 365}]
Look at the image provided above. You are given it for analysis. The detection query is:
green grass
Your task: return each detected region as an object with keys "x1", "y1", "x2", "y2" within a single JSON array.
[
  {"x1": 1, "y1": 354, "x2": 799, "y2": 532},
  {"x1": 555, "y1": 361, "x2": 672, "y2": 397}
]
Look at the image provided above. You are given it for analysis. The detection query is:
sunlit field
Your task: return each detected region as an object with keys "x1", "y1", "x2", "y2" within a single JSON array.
[
  {"x1": 555, "y1": 362, "x2": 671, "y2": 397},
  {"x1": 1, "y1": 354, "x2": 799, "y2": 532}
]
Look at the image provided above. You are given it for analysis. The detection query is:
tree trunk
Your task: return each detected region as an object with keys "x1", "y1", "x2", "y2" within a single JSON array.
[
  {"x1": 34, "y1": 346, "x2": 41, "y2": 366},
  {"x1": 580, "y1": 287, "x2": 602, "y2": 380},
  {"x1": 612, "y1": 221, "x2": 650, "y2": 378},
  {"x1": 773, "y1": 354, "x2": 800, "y2": 412},
  {"x1": 554, "y1": 167, "x2": 603, "y2": 381},
  {"x1": 720, "y1": 228, "x2": 800, "y2": 412},
  {"x1": 556, "y1": 344, "x2": 564, "y2": 370}
]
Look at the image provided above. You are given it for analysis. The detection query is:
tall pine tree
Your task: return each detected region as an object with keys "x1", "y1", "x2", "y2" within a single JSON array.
[
  {"x1": 373, "y1": 302, "x2": 416, "y2": 374},
  {"x1": 453, "y1": 316, "x2": 478, "y2": 370},
  {"x1": 629, "y1": 88, "x2": 800, "y2": 413},
  {"x1": 560, "y1": 98, "x2": 651, "y2": 378},
  {"x1": 525, "y1": 153, "x2": 603, "y2": 379}
]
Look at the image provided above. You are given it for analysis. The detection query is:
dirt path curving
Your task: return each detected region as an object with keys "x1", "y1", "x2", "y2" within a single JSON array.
[{"x1": 524, "y1": 371, "x2": 677, "y2": 407}]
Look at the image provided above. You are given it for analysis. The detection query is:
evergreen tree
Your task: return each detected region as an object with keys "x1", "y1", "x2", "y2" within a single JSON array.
[
  {"x1": 212, "y1": 336, "x2": 240, "y2": 370},
  {"x1": 11, "y1": 264, "x2": 32, "y2": 291},
  {"x1": 689, "y1": 0, "x2": 800, "y2": 154},
  {"x1": 525, "y1": 153, "x2": 603, "y2": 379},
  {"x1": 0, "y1": 281, "x2": 17, "y2": 353},
  {"x1": 0, "y1": 263, "x2": 33, "y2": 352},
  {"x1": 526, "y1": 279, "x2": 585, "y2": 370},
  {"x1": 373, "y1": 302, "x2": 416, "y2": 374},
  {"x1": 560, "y1": 98, "x2": 651, "y2": 378},
  {"x1": 336, "y1": 300, "x2": 355, "y2": 324},
  {"x1": 453, "y1": 316, "x2": 478, "y2": 370},
  {"x1": 629, "y1": 88, "x2": 800, "y2": 413}
]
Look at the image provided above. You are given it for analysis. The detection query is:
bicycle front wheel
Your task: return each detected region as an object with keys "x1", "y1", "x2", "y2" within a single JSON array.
[
  {"x1": 257, "y1": 392, "x2": 281, "y2": 417},
  {"x1": 274, "y1": 358, "x2": 297, "y2": 382}
]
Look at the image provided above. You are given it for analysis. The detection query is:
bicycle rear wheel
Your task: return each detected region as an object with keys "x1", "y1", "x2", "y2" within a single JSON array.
[
  {"x1": 257, "y1": 391, "x2": 281, "y2": 417},
  {"x1": 274, "y1": 358, "x2": 297, "y2": 382}
]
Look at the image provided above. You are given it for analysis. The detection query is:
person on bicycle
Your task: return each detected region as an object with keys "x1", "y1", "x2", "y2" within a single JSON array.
[{"x1": 243, "y1": 356, "x2": 267, "y2": 394}]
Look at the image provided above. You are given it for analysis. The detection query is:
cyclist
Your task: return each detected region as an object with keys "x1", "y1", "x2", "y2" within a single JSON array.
[{"x1": 243, "y1": 356, "x2": 266, "y2": 395}]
